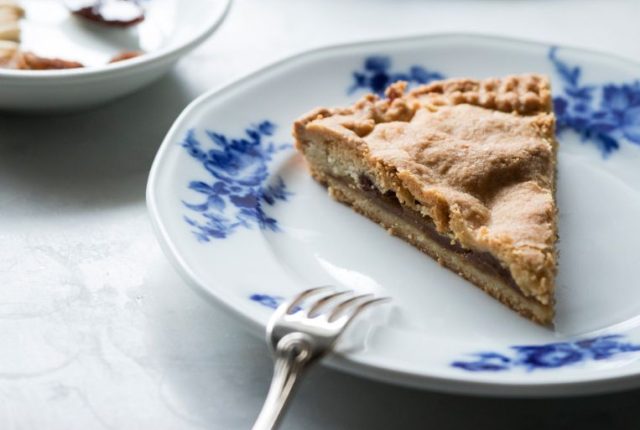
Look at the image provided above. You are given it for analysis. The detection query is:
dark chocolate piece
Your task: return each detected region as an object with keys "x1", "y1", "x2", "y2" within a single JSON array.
[{"x1": 68, "y1": 0, "x2": 144, "y2": 27}]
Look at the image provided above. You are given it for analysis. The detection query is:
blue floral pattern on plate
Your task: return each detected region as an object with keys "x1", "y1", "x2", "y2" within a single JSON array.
[
  {"x1": 452, "y1": 335, "x2": 640, "y2": 372},
  {"x1": 250, "y1": 293, "x2": 302, "y2": 313},
  {"x1": 250, "y1": 293, "x2": 284, "y2": 309},
  {"x1": 550, "y1": 47, "x2": 640, "y2": 156},
  {"x1": 181, "y1": 121, "x2": 291, "y2": 241},
  {"x1": 349, "y1": 56, "x2": 445, "y2": 95}
]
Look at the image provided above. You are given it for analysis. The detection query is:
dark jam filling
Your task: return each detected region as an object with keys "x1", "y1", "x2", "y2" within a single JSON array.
[{"x1": 354, "y1": 174, "x2": 522, "y2": 294}]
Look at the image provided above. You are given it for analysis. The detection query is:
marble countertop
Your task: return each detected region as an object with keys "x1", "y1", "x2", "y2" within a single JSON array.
[{"x1": 2, "y1": 0, "x2": 640, "y2": 428}]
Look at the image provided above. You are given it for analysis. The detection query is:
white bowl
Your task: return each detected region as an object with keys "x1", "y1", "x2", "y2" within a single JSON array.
[{"x1": 0, "y1": 0, "x2": 231, "y2": 112}]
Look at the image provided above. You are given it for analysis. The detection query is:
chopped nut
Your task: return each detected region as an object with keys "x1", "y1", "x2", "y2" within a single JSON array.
[
  {"x1": 18, "y1": 51, "x2": 84, "y2": 70},
  {"x1": 108, "y1": 50, "x2": 142, "y2": 63},
  {"x1": 0, "y1": 0, "x2": 24, "y2": 17},
  {"x1": 0, "y1": 8, "x2": 22, "y2": 23},
  {"x1": 0, "y1": 22, "x2": 20, "y2": 41},
  {"x1": 0, "y1": 39, "x2": 18, "y2": 67}
]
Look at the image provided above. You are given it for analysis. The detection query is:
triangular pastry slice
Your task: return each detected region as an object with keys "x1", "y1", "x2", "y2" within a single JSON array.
[{"x1": 293, "y1": 75, "x2": 558, "y2": 325}]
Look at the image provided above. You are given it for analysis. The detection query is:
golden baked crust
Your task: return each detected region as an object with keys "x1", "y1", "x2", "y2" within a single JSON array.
[{"x1": 293, "y1": 75, "x2": 558, "y2": 316}]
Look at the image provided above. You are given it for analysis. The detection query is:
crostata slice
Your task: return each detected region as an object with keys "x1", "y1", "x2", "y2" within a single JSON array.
[{"x1": 293, "y1": 75, "x2": 558, "y2": 325}]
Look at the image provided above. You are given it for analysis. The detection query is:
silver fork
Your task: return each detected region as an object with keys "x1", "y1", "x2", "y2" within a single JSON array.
[{"x1": 251, "y1": 286, "x2": 389, "y2": 430}]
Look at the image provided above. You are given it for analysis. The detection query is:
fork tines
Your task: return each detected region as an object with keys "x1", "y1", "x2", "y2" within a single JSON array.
[{"x1": 279, "y1": 286, "x2": 389, "y2": 324}]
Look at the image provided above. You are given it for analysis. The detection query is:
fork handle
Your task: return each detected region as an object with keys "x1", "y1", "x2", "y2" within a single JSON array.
[{"x1": 252, "y1": 333, "x2": 314, "y2": 430}]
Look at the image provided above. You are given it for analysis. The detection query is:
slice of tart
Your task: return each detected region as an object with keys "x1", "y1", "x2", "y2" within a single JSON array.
[{"x1": 293, "y1": 75, "x2": 558, "y2": 325}]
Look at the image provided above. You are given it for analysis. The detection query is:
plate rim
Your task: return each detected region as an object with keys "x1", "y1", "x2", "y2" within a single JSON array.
[
  {"x1": 146, "y1": 32, "x2": 640, "y2": 397},
  {"x1": 0, "y1": 0, "x2": 232, "y2": 81}
]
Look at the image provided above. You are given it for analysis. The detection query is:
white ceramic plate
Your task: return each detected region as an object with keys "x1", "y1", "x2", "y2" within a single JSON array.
[
  {"x1": 147, "y1": 34, "x2": 640, "y2": 396},
  {"x1": 0, "y1": 0, "x2": 230, "y2": 112}
]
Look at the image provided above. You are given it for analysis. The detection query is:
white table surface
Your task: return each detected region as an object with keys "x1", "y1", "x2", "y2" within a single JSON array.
[{"x1": 2, "y1": 1, "x2": 640, "y2": 428}]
